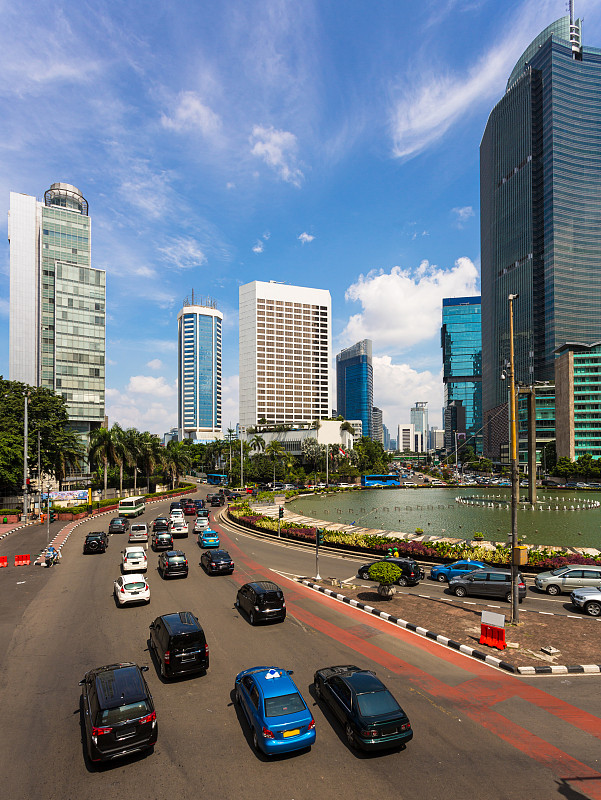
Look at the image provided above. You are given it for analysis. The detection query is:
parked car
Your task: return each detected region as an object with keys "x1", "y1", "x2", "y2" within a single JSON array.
[
  {"x1": 83, "y1": 531, "x2": 109, "y2": 554},
  {"x1": 121, "y1": 546, "x2": 147, "y2": 573},
  {"x1": 235, "y1": 581, "x2": 286, "y2": 625},
  {"x1": 429, "y1": 559, "x2": 489, "y2": 583},
  {"x1": 200, "y1": 549, "x2": 234, "y2": 575},
  {"x1": 234, "y1": 666, "x2": 315, "y2": 755},
  {"x1": 113, "y1": 574, "x2": 150, "y2": 606},
  {"x1": 152, "y1": 517, "x2": 169, "y2": 533},
  {"x1": 170, "y1": 519, "x2": 188, "y2": 538},
  {"x1": 534, "y1": 565, "x2": 601, "y2": 595},
  {"x1": 449, "y1": 569, "x2": 526, "y2": 602},
  {"x1": 149, "y1": 611, "x2": 209, "y2": 679},
  {"x1": 570, "y1": 586, "x2": 601, "y2": 616},
  {"x1": 198, "y1": 529, "x2": 220, "y2": 548},
  {"x1": 151, "y1": 531, "x2": 174, "y2": 551},
  {"x1": 313, "y1": 665, "x2": 413, "y2": 751},
  {"x1": 129, "y1": 523, "x2": 148, "y2": 542},
  {"x1": 158, "y1": 550, "x2": 189, "y2": 579},
  {"x1": 357, "y1": 557, "x2": 424, "y2": 587},
  {"x1": 79, "y1": 662, "x2": 157, "y2": 762},
  {"x1": 108, "y1": 517, "x2": 129, "y2": 534}
]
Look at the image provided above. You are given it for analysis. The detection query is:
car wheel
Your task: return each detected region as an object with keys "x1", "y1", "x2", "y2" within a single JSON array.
[
  {"x1": 437, "y1": 573, "x2": 447, "y2": 583},
  {"x1": 398, "y1": 576, "x2": 408, "y2": 587},
  {"x1": 345, "y1": 723, "x2": 356, "y2": 748},
  {"x1": 235, "y1": 685, "x2": 241, "y2": 705},
  {"x1": 453, "y1": 586, "x2": 467, "y2": 597},
  {"x1": 315, "y1": 681, "x2": 322, "y2": 700},
  {"x1": 249, "y1": 611, "x2": 256, "y2": 625},
  {"x1": 546, "y1": 584, "x2": 561, "y2": 596},
  {"x1": 359, "y1": 570, "x2": 369, "y2": 580},
  {"x1": 252, "y1": 729, "x2": 261, "y2": 753},
  {"x1": 505, "y1": 592, "x2": 513, "y2": 603},
  {"x1": 585, "y1": 601, "x2": 601, "y2": 617}
]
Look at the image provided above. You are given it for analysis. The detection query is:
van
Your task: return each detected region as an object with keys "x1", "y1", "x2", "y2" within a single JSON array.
[
  {"x1": 129, "y1": 523, "x2": 148, "y2": 542},
  {"x1": 149, "y1": 611, "x2": 209, "y2": 679}
]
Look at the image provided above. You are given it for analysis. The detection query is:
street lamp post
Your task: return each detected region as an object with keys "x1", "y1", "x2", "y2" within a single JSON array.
[
  {"x1": 508, "y1": 293, "x2": 520, "y2": 624},
  {"x1": 46, "y1": 482, "x2": 51, "y2": 545},
  {"x1": 23, "y1": 393, "x2": 29, "y2": 525}
]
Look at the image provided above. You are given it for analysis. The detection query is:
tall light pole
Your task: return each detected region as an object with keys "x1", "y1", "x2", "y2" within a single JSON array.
[
  {"x1": 23, "y1": 392, "x2": 29, "y2": 524},
  {"x1": 240, "y1": 427, "x2": 245, "y2": 489},
  {"x1": 508, "y1": 293, "x2": 520, "y2": 624}
]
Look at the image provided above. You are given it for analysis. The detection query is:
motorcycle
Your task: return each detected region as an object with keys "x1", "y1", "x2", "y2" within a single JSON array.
[{"x1": 45, "y1": 549, "x2": 59, "y2": 567}]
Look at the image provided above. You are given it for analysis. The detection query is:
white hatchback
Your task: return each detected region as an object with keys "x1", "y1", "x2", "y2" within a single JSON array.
[
  {"x1": 114, "y1": 574, "x2": 150, "y2": 605},
  {"x1": 121, "y1": 546, "x2": 147, "y2": 572},
  {"x1": 129, "y1": 523, "x2": 148, "y2": 542},
  {"x1": 170, "y1": 520, "x2": 188, "y2": 537},
  {"x1": 170, "y1": 510, "x2": 184, "y2": 523}
]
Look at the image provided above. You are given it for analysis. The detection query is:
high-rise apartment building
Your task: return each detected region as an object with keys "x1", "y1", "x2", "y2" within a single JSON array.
[
  {"x1": 177, "y1": 294, "x2": 222, "y2": 441},
  {"x1": 238, "y1": 281, "x2": 331, "y2": 427},
  {"x1": 441, "y1": 297, "x2": 482, "y2": 454},
  {"x1": 371, "y1": 406, "x2": 383, "y2": 444},
  {"x1": 336, "y1": 339, "x2": 373, "y2": 439},
  {"x1": 480, "y1": 11, "x2": 601, "y2": 459},
  {"x1": 397, "y1": 423, "x2": 415, "y2": 453},
  {"x1": 9, "y1": 183, "x2": 105, "y2": 440}
]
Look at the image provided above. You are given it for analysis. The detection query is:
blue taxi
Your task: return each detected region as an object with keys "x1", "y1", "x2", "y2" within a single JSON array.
[
  {"x1": 429, "y1": 559, "x2": 489, "y2": 583},
  {"x1": 198, "y1": 529, "x2": 220, "y2": 548},
  {"x1": 234, "y1": 667, "x2": 315, "y2": 755}
]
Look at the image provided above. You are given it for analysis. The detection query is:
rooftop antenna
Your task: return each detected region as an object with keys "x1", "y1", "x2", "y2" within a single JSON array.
[{"x1": 568, "y1": 0, "x2": 582, "y2": 57}]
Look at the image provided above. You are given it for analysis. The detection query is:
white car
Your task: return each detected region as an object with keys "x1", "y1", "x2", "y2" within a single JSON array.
[
  {"x1": 121, "y1": 546, "x2": 147, "y2": 572},
  {"x1": 170, "y1": 510, "x2": 184, "y2": 523},
  {"x1": 113, "y1": 574, "x2": 150, "y2": 606},
  {"x1": 194, "y1": 517, "x2": 209, "y2": 532},
  {"x1": 170, "y1": 520, "x2": 188, "y2": 537},
  {"x1": 129, "y1": 523, "x2": 148, "y2": 542}
]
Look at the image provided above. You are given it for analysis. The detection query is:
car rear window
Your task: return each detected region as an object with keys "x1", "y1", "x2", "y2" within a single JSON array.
[
  {"x1": 258, "y1": 591, "x2": 282, "y2": 605},
  {"x1": 356, "y1": 689, "x2": 401, "y2": 717},
  {"x1": 128, "y1": 550, "x2": 145, "y2": 558},
  {"x1": 97, "y1": 700, "x2": 150, "y2": 726},
  {"x1": 264, "y1": 691, "x2": 305, "y2": 717},
  {"x1": 168, "y1": 556, "x2": 186, "y2": 563},
  {"x1": 124, "y1": 581, "x2": 146, "y2": 591}
]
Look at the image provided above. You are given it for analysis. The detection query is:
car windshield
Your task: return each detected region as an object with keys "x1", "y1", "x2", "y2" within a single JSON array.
[
  {"x1": 356, "y1": 689, "x2": 402, "y2": 717},
  {"x1": 264, "y1": 691, "x2": 305, "y2": 717},
  {"x1": 550, "y1": 567, "x2": 570, "y2": 576},
  {"x1": 124, "y1": 581, "x2": 146, "y2": 591},
  {"x1": 97, "y1": 700, "x2": 150, "y2": 726}
]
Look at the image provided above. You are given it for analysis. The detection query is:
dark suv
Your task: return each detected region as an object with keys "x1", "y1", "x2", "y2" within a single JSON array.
[
  {"x1": 235, "y1": 581, "x2": 286, "y2": 625},
  {"x1": 149, "y1": 612, "x2": 209, "y2": 679},
  {"x1": 449, "y1": 569, "x2": 526, "y2": 602},
  {"x1": 357, "y1": 557, "x2": 425, "y2": 587},
  {"x1": 79, "y1": 662, "x2": 157, "y2": 762},
  {"x1": 152, "y1": 517, "x2": 169, "y2": 533},
  {"x1": 108, "y1": 518, "x2": 129, "y2": 534},
  {"x1": 83, "y1": 531, "x2": 109, "y2": 554},
  {"x1": 151, "y1": 531, "x2": 174, "y2": 551},
  {"x1": 158, "y1": 550, "x2": 189, "y2": 579}
]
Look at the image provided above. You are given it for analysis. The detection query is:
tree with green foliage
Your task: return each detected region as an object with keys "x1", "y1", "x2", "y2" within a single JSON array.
[
  {"x1": 353, "y1": 436, "x2": 388, "y2": 474},
  {"x1": 265, "y1": 440, "x2": 286, "y2": 485},
  {"x1": 89, "y1": 426, "x2": 122, "y2": 499},
  {"x1": 163, "y1": 439, "x2": 192, "y2": 489}
]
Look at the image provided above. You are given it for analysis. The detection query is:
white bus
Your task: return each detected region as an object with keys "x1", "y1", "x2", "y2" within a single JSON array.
[{"x1": 118, "y1": 496, "x2": 146, "y2": 518}]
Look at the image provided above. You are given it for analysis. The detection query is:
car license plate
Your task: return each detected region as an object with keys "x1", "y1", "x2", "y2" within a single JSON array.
[
  {"x1": 117, "y1": 727, "x2": 135, "y2": 739},
  {"x1": 130, "y1": 591, "x2": 140, "y2": 595},
  {"x1": 283, "y1": 729, "x2": 300, "y2": 737}
]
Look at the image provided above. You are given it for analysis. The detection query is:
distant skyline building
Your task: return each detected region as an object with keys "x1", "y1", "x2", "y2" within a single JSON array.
[
  {"x1": 382, "y1": 423, "x2": 391, "y2": 451},
  {"x1": 239, "y1": 280, "x2": 331, "y2": 428},
  {"x1": 336, "y1": 339, "x2": 373, "y2": 439},
  {"x1": 372, "y1": 406, "x2": 383, "y2": 444},
  {"x1": 177, "y1": 293, "x2": 222, "y2": 442},
  {"x1": 441, "y1": 297, "x2": 482, "y2": 454},
  {"x1": 397, "y1": 423, "x2": 416, "y2": 452},
  {"x1": 8, "y1": 183, "x2": 105, "y2": 442},
  {"x1": 480, "y1": 11, "x2": 601, "y2": 459},
  {"x1": 410, "y1": 402, "x2": 428, "y2": 445}
]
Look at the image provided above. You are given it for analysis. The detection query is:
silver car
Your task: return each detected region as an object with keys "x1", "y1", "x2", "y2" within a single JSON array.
[
  {"x1": 129, "y1": 523, "x2": 148, "y2": 542},
  {"x1": 570, "y1": 586, "x2": 601, "y2": 617},
  {"x1": 534, "y1": 565, "x2": 601, "y2": 596}
]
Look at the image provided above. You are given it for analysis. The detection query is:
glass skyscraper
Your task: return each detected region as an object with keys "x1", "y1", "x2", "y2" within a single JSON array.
[
  {"x1": 481, "y1": 14, "x2": 601, "y2": 458},
  {"x1": 9, "y1": 183, "x2": 105, "y2": 441},
  {"x1": 336, "y1": 339, "x2": 373, "y2": 439},
  {"x1": 177, "y1": 295, "x2": 222, "y2": 442},
  {"x1": 441, "y1": 297, "x2": 482, "y2": 454}
]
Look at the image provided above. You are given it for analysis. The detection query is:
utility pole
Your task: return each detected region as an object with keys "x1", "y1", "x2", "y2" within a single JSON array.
[
  {"x1": 508, "y1": 294, "x2": 520, "y2": 624},
  {"x1": 240, "y1": 428, "x2": 244, "y2": 489},
  {"x1": 23, "y1": 393, "x2": 28, "y2": 524},
  {"x1": 46, "y1": 482, "x2": 51, "y2": 545},
  {"x1": 325, "y1": 444, "x2": 329, "y2": 486}
]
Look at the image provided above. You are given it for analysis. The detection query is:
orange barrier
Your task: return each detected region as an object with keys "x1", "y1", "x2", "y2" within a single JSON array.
[
  {"x1": 15, "y1": 554, "x2": 31, "y2": 566},
  {"x1": 479, "y1": 623, "x2": 506, "y2": 650},
  {"x1": 0, "y1": 556, "x2": 7, "y2": 568}
]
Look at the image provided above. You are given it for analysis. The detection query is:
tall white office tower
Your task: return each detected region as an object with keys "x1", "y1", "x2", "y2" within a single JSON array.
[
  {"x1": 177, "y1": 293, "x2": 223, "y2": 441},
  {"x1": 8, "y1": 183, "x2": 105, "y2": 441},
  {"x1": 410, "y1": 401, "x2": 428, "y2": 452},
  {"x1": 239, "y1": 280, "x2": 331, "y2": 428}
]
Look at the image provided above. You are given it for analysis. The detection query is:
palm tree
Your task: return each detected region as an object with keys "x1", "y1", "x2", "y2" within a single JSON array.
[
  {"x1": 52, "y1": 428, "x2": 86, "y2": 490},
  {"x1": 89, "y1": 426, "x2": 120, "y2": 499},
  {"x1": 138, "y1": 431, "x2": 162, "y2": 492},
  {"x1": 265, "y1": 440, "x2": 286, "y2": 487},
  {"x1": 164, "y1": 440, "x2": 192, "y2": 489},
  {"x1": 123, "y1": 428, "x2": 142, "y2": 491},
  {"x1": 250, "y1": 434, "x2": 265, "y2": 456},
  {"x1": 111, "y1": 423, "x2": 134, "y2": 496}
]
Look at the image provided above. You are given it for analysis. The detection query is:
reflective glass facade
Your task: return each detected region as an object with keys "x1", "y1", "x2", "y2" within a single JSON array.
[
  {"x1": 556, "y1": 343, "x2": 601, "y2": 459},
  {"x1": 336, "y1": 340, "x2": 373, "y2": 439},
  {"x1": 441, "y1": 297, "x2": 482, "y2": 454}
]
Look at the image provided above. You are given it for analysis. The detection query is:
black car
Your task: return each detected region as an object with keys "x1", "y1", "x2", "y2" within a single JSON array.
[
  {"x1": 151, "y1": 531, "x2": 174, "y2": 551},
  {"x1": 108, "y1": 517, "x2": 129, "y2": 534},
  {"x1": 449, "y1": 569, "x2": 527, "y2": 603},
  {"x1": 200, "y1": 549, "x2": 234, "y2": 575},
  {"x1": 313, "y1": 665, "x2": 413, "y2": 751},
  {"x1": 79, "y1": 663, "x2": 157, "y2": 762},
  {"x1": 83, "y1": 531, "x2": 109, "y2": 554},
  {"x1": 357, "y1": 557, "x2": 425, "y2": 587},
  {"x1": 158, "y1": 550, "x2": 189, "y2": 579},
  {"x1": 149, "y1": 611, "x2": 209, "y2": 679},
  {"x1": 235, "y1": 581, "x2": 286, "y2": 625},
  {"x1": 210, "y1": 495, "x2": 222, "y2": 507},
  {"x1": 152, "y1": 517, "x2": 169, "y2": 532},
  {"x1": 170, "y1": 501, "x2": 182, "y2": 510}
]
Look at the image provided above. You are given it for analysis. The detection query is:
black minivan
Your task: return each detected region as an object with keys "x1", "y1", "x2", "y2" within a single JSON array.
[
  {"x1": 235, "y1": 581, "x2": 286, "y2": 625},
  {"x1": 79, "y1": 662, "x2": 157, "y2": 763},
  {"x1": 149, "y1": 612, "x2": 209, "y2": 679}
]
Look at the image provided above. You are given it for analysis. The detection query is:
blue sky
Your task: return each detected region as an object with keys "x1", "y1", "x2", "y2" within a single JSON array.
[{"x1": 2, "y1": 0, "x2": 600, "y2": 436}]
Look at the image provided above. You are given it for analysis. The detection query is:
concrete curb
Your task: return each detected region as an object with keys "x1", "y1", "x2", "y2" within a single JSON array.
[{"x1": 297, "y1": 579, "x2": 601, "y2": 677}]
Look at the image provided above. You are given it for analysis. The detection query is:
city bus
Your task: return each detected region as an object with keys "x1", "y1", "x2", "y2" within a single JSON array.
[
  {"x1": 360, "y1": 474, "x2": 401, "y2": 488},
  {"x1": 118, "y1": 496, "x2": 146, "y2": 517},
  {"x1": 207, "y1": 473, "x2": 228, "y2": 486}
]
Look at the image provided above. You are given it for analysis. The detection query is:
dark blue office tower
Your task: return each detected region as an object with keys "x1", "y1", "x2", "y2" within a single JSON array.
[{"x1": 336, "y1": 339, "x2": 373, "y2": 439}]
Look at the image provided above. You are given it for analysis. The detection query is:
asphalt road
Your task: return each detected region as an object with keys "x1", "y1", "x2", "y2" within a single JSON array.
[{"x1": 1, "y1": 491, "x2": 601, "y2": 800}]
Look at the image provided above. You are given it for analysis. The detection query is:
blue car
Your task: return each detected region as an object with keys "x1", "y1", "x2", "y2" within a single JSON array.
[
  {"x1": 198, "y1": 529, "x2": 220, "y2": 548},
  {"x1": 234, "y1": 667, "x2": 315, "y2": 755},
  {"x1": 429, "y1": 559, "x2": 489, "y2": 583}
]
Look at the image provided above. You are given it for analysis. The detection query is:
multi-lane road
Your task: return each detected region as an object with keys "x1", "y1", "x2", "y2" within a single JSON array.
[{"x1": 1, "y1": 489, "x2": 601, "y2": 800}]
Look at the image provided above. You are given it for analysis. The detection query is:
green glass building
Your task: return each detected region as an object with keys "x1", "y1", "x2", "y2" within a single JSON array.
[{"x1": 556, "y1": 343, "x2": 601, "y2": 460}]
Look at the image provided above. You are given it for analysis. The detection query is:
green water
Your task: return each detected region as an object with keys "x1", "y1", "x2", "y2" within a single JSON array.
[{"x1": 289, "y1": 488, "x2": 601, "y2": 549}]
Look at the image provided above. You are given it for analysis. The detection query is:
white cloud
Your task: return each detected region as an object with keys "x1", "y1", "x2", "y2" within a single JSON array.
[
  {"x1": 250, "y1": 125, "x2": 303, "y2": 186},
  {"x1": 341, "y1": 257, "x2": 479, "y2": 350},
  {"x1": 107, "y1": 395, "x2": 176, "y2": 435},
  {"x1": 161, "y1": 90, "x2": 221, "y2": 137},
  {"x1": 0, "y1": 297, "x2": 9, "y2": 317},
  {"x1": 147, "y1": 359, "x2": 163, "y2": 370},
  {"x1": 452, "y1": 206, "x2": 475, "y2": 227},
  {"x1": 159, "y1": 237, "x2": 207, "y2": 269},
  {"x1": 373, "y1": 356, "x2": 443, "y2": 431},
  {"x1": 252, "y1": 241, "x2": 264, "y2": 254},
  {"x1": 298, "y1": 232, "x2": 314, "y2": 244},
  {"x1": 126, "y1": 375, "x2": 176, "y2": 397}
]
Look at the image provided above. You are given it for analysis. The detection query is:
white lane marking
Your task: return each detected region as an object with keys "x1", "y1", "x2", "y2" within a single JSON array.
[
  {"x1": 539, "y1": 612, "x2": 553, "y2": 616},
  {"x1": 464, "y1": 601, "x2": 476, "y2": 605},
  {"x1": 16, "y1": 581, "x2": 26, "y2": 585},
  {"x1": 486, "y1": 605, "x2": 501, "y2": 608}
]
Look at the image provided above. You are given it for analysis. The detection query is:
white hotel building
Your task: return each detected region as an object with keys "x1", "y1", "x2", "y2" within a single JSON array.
[{"x1": 239, "y1": 280, "x2": 331, "y2": 428}]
